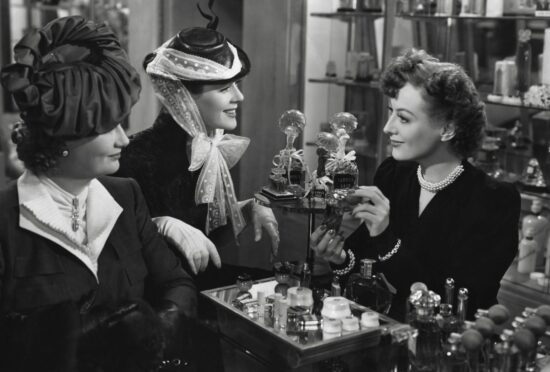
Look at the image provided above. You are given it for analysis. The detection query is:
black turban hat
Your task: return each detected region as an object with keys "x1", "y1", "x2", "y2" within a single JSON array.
[{"x1": 0, "y1": 16, "x2": 141, "y2": 139}]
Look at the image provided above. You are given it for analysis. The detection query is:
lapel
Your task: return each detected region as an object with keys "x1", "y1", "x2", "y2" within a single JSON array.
[{"x1": 17, "y1": 172, "x2": 123, "y2": 279}]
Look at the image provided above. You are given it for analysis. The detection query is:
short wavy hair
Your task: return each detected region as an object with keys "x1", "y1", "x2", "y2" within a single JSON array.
[
  {"x1": 11, "y1": 121, "x2": 67, "y2": 174},
  {"x1": 380, "y1": 49, "x2": 486, "y2": 158}
]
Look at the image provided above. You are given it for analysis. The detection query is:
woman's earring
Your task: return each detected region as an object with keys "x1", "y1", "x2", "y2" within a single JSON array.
[{"x1": 61, "y1": 150, "x2": 69, "y2": 157}]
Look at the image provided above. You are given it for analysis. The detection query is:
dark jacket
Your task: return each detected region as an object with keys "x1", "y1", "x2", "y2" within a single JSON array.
[
  {"x1": 117, "y1": 111, "x2": 208, "y2": 231},
  {"x1": 0, "y1": 176, "x2": 197, "y2": 371},
  {"x1": 340, "y1": 157, "x2": 520, "y2": 321}
]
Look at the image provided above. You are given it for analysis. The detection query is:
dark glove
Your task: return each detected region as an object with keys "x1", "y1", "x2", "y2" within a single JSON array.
[{"x1": 78, "y1": 300, "x2": 166, "y2": 372}]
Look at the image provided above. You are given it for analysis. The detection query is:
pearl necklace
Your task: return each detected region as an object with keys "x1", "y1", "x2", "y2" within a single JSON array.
[{"x1": 417, "y1": 164, "x2": 464, "y2": 193}]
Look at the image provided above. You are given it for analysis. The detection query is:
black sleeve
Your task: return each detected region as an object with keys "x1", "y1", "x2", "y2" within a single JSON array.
[
  {"x1": 128, "y1": 179, "x2": 197, "y2": 319},
  {"x1": 331, "y1": 157, "x2": 401, "y2": 275}
]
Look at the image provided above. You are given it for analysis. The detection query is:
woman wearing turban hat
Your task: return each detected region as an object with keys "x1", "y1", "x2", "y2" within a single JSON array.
[
  {"x1": 0, "y1": 16, "x2": 196, "y2": 371},
  {"x1": 116, "y1": 5, "x2": 279, "y2": 288}
]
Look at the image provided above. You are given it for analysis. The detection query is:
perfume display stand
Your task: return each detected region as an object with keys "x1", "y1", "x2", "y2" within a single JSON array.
[{"x1": 254, "y1": 192, "x2": 326, "y2": 277}]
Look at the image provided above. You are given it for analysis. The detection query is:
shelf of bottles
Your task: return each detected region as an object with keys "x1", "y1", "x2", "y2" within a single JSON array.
[{"x1": 397, "y1": 13, "x2": 550, "y2": 21}]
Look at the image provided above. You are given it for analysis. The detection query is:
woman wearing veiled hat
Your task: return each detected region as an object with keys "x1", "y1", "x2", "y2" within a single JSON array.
[
  {"x1": 0, "y1": 16, "x2": 196, "y2": 372},
  {"x1": 116, "y1": 4, "x2": 279, "y2": 288}
]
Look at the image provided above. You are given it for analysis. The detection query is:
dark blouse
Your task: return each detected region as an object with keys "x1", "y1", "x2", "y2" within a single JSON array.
[
  {"x1": 342, "y1": 157, "x2": 520, "y2": 320},
  {"x1": 117, "y1": 110, "x2": 207, "y2": 231}
]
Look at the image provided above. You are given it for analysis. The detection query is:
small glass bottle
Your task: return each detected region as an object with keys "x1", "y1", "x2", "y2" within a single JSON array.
[
  {"x1": 440, "y1": 333, "x2": 467, "y2": 372},
  {"x1": 331, "y1": 275, "x2": 342, "y2": 297},
  {"x1": 438, "y1": 303, "x2": 459, "y2": 345},
  {"x1": 274, "y1": 271, "x2": 290, "y2": 297},
  {"x1": 491, "y1": 329, "x2": 520, "y2": 372},
  {"x1": 350, "y1": 259, "x2": 393, "y2": 314},
  {"x1": 300, "y1": 262, "x2": 312, "y2": 288},
  {"x1": 406, "y1": 282, "x2": 428, "y2": 324}
]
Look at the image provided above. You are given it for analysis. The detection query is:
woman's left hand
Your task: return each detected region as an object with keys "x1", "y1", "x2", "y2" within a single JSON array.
[
  {"x1": 351, "y1": 186, "x2": 390, "y2": 237},
  {"x1": 251, "y1": 203, "x2": 280, "y2": 256}
]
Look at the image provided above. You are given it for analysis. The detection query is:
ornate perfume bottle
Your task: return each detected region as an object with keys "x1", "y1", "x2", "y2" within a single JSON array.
[
  {"x1": 326, "y1": 112, "x2": 359, "y2": 191},
  {"x1": 309, "y1": 132, "x2": 340, "y2": 207},
  {"x1": 270, "y1": 110, "x2": 307, "y2": 195}
]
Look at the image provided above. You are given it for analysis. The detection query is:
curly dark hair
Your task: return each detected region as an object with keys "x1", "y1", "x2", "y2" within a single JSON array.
[
  {"x1": 11, "y1": 121, "x2": 67, "y2": 174},
  {"x1": 380, "y1": 49, "x2": 486, "y2": 158}
]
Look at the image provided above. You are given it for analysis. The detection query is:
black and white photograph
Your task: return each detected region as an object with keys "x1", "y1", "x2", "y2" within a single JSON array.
[{"x1": 0, "y1": 0, "x2": 550, "y2": 371}]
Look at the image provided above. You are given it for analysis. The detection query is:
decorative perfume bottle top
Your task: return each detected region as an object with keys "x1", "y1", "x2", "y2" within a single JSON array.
[{"x1": 279, "y1": 109, "x2": 306, "y2": 151}]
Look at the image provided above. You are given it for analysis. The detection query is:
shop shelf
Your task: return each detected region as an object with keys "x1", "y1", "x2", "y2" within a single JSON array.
[{"x1": 308, "y1": 77, "x2": 380, "y2": 90}]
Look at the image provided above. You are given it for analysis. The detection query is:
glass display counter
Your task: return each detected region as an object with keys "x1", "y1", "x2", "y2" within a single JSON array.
[{"x1": 201, "y1": 278, "x2": 407, "y2": 371}]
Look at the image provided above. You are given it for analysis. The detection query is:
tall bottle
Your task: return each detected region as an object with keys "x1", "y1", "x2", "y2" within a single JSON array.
[
  {"x1": 408, "y1": 290, "x2": 442, "y2": 371},
  {"x1": 518, "y1": 228, "x2": 538, "y2": 274},
  {"x1": 456, "y1": 288, "x2": 469, "y2": 329},
  {"x1": 444, "y1": 277, "x2": 455, "y2": 309},
  {"x1": 438, "y1": 303, "x2": 459, "y2": 345},
  {"x1": 522, "y1": 197, "x2": 548, "y2": 268},
  {"x1": 515, "y1": 29, "x2": 532, "y2": 95},
  {"x1": 350, "y1": 259, "x2": 393, "y2": 314}
]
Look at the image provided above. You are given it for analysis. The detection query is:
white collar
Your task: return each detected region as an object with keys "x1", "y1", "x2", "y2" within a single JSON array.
[{"x1": 17, "y1": 171, "x2": 123, "y2": 279}]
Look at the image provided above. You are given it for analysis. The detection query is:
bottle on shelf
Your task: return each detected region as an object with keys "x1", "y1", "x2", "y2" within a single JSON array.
[
  {"x1": 349, "y1": 258, "x2": 393, "y2": 314},
  {"x1": 518, "y1": 227, "x2": 538, "y2": 274},
  {"x1": 516, "y1": 29, "x2": 532, "y2": 96},
  {"x1": 522, "y1": 197, "x2": 548, "y2": 268}
]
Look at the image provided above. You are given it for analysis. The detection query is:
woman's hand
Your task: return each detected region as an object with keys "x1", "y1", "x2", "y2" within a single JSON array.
[
  {"x1": 251, "y1": 203, "x2": 280, "y2": 256},
  {"x1": 351, "y1": 186, "x2": 390, "y2": 237},
  {"x1": 153, "y1": 216, "x2": 221, "y2": 275},
  {"x1": 310, "y1": 225, "x2": 346, "y2": 264}
]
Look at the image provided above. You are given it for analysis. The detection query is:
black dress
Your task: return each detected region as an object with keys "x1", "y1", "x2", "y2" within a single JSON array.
[
  {"x1": 340, "y1": 157, "x2": 520, "y2": 321},
  {"x1": 116, "y1": 111, "x2": 270, "y2": 290}
]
